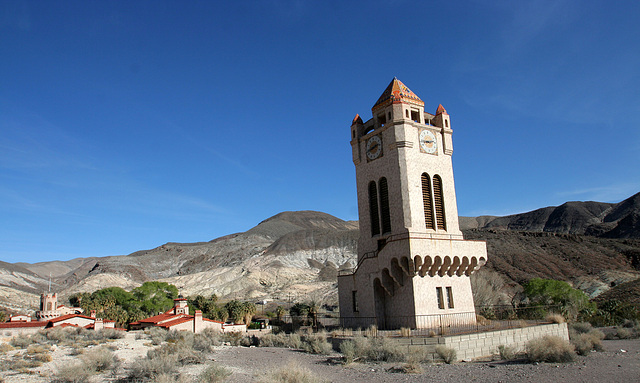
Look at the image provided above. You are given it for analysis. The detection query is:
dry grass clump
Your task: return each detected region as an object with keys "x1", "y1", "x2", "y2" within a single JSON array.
[
  {"x1": 364, "y1": 324, "x2": 378, "y2": 338},
  {"x1": 525, "y1": 335, "x2": 575, "y2": 363},
  {"x1": 301, "y1": 331, "x2": 333, "y2": 355},
  {"x1": 80, "y1": 347, "x2": 119, "y2": 372},
  {"x1": 198, "y1": 363, "x2": 232, "y2": 383},
  {"x1": 497, "y1": 344, "x2": 517, "y2": 360},
  {"x1": 260, "y1": 360, "x2": 325, "y2": 383},
  {"x1": 128, "y1": 353, "x2": 179, "y2": 381},
  {"x1": 545, "y1": 313, "x2": 565, "y2": 323},
  {"x1": 0, "y1": 343, "x2": 14, "y2": 353},
  {"x1": 435, "y1": 345, "x2": 457, "y2": 364},
  {"x1": 52, "y1": 362, "x2": 91, "y2": 383},
  {"x1": 399, "y1": 327, "x2": 411, "y2": 337},
  {"x1": 569, "y1": 322, "x2": 604, "y2": 355},
  {"x1": 339, "y1": 335, "x2": 407, "y2": 363}
]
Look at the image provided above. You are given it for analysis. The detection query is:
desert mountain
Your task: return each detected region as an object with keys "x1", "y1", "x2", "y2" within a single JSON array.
[
  {"x1": 460, "y1": 192, "x2": 640, "y2": 238},
  {"x1": 2, "y1": 194, "x2": 639, "y2": 314}
]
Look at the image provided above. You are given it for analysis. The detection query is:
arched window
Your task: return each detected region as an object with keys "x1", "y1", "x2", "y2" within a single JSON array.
[
  {"x1": 369, "y1": 181, "x2": 380, "y2": 236},
  {"x1": 433, "y1": 175, "x2": 446, "y2": 230},
  {"x1": 421, "y1": 173, "x2": 435, "y2": 230},
  {"x1": 379, "y1": 177, "x2": 391, "y2": 234}
]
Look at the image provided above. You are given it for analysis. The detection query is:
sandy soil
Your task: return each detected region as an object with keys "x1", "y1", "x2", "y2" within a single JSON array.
[
  {"x1": 1, "y1": 336, "x2": 638, "y2": 382},
  {"x1": 214, "y1": 339, "x2": 640, "y2": 383}
]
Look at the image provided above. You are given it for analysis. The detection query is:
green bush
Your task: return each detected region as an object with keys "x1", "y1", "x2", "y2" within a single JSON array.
[
  {"x1": 523, "y1": 278, "x2": 593, "y2": 320},
  {"x1": 526, "y1": 335, "x2": 575, "y2": 363}
]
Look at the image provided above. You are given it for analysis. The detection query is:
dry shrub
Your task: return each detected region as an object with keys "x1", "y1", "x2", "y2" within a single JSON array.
[
  {"x1": 399, "y1": 327, "x2": 411, "y2": 337},
  {"x1": 53, "y1": 362, "x2": 90, "y2": 383},
  {"x1": 301, "y1": 331, "x2": 332, "y2": 355},
  {"x1": 525, "y1": 335, "x2": 575, "y2": 363},
  {"x1": 428, "y1": 330, "x2": 437, "y2": 337},
  {"x1": 570, "y1": 322, "x2": 593, "y2": 334},
  {"x1": 435, "y1": 345, "x2": 456, "y2": 364},
  {"x1": 545, "y1": 313, "x2": 565, "y2": 323},
  {"x1": 154, "y1": 373, "x2": 191, "y2": 383},
  {"x1": 260, "y1": 360, "x2": 324, "y2": 383},
  {"x1": 497, "y1": 344, "x2": 516, "y2": 360},
  {"x1": 27, "y1": 344, "x2": 51, "y2": 354},
  {"x1": 199, "y1": 363, "x2": 232, "y2": 383},
  {"x1": 476, "y1": 315, "x2": 489, "y2": 326},
  {"x1": 81, "y1": 347, "x2": 118, "y2": 372},
  {"x1": 10, "y1": 335, "x2": 39, "y2": 349},
  {"x1": 129, "y1": 353, "x2": 179, "y2": 381},
  {"x1": 340, "y1": 335, "x2": 407, "y2": 363},
  {"x1": 364, "y1": 325, "x2": 378, "y2": 338},
  {"x1": 0, "y1": 343, "x2": 13, "y2": 353}
]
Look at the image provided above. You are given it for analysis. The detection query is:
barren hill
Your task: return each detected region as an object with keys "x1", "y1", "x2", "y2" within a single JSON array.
[
  {"x1": 2, "y1": 193, "x2": 640, "y2": 314},
  {"x1": 460, "y1": 192, "x2": 640, "y2": 238}
]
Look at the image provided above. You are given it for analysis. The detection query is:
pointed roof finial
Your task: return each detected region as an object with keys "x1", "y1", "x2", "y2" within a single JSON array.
[
  {"x1": 352, "y1": 114, "x2": 363, "y2": 125},
  {"x1": 436, "y1": 104, "x2": 448, "y2": 115},
  {"x1": 372, "y1": 78, "x2": 424, "y2": 112}
]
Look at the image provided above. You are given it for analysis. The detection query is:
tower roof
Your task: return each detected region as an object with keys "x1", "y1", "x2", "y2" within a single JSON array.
[
  {"x1": 372, "y1": 77, "x2": 424, "y2": 112},
  {"x1": 436, "y1": 104, "x2": 448, "y2": 115}
]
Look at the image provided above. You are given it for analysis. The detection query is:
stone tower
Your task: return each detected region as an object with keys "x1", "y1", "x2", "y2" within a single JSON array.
[{"x1": 338, "y1": 78, "x2": 487, "y2": 329}]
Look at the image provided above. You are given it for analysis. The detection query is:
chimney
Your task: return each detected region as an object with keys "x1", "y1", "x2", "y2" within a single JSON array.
[
  {"x1": 194, "y1": 310, "x2": 202, "y2": 333},
  {"x1": 90, "y1": 310, "x2": 96, "y2": 318},
  {"x1": 94, "y1": 317, "x2": 104, "y2": 331}
]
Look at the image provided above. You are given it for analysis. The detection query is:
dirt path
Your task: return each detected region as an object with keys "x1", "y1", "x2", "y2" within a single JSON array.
[{"x1": 213, "y1": 339, "x2": 640, "y2": 383}]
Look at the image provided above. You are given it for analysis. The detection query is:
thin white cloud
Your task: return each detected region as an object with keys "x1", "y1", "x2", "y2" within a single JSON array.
[{"x1": 556, "y1": 183, "x2": 640, "y2": 203}]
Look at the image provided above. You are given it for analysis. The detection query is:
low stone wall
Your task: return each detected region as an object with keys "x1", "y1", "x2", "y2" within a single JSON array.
[
  {"x1": 381, "y1": 322, "x2": 569, "y2": 361},
  {"x1": 443, "y1": 322, "x2": 569, "y2": 360}
]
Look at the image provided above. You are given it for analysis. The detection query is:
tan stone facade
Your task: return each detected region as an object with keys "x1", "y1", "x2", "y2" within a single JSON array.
[{"x1": 338, "y1": 78, "x2": 487, "y2": 329}]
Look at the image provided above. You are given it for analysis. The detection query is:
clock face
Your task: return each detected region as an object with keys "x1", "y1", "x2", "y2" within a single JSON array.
[
  {"x1": 419, "y1": 129, "x2": 437, "y2": 154},
  {"x1": 366, "y1": 135, "x2": 382, "y2": 160}
]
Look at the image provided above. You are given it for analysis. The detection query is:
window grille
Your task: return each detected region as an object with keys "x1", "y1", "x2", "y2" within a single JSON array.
[
  {"x1": 422, "y1": 173, "x2": 435, "y2": 230},
  {"x1": 369, "y1": 181, "x2": 380, "y2": 236},
  {"x1": 379, "y1": 177, "x2": 391, "y2": 234},
  {"x1": 433, "y1": 175, "x2": 446, "y2": 230}
]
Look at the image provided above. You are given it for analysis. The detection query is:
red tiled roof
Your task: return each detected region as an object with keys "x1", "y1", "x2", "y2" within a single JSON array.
[
  {"x1": 48, "y1": 314, "x2": 94, "y2": 323},
  {"x1": 203, "y1": 318, "x2": 224, "y2": 324},
  {"x1": 372, "y1": 77, "x2": 424, "y2": 112},
  {"x1": 0, "y1": 321, "x2": 47, "y2": 329},
  {"x1": 158, "y1": 316, "x2": 194, "y2": 329},
  {"x1": 436, "y1": 104, "x2": 448, "y2": 115}
]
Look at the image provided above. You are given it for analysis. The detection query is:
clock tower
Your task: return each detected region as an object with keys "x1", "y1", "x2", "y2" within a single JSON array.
[{"x1": 338, "y1": 78, "x2": 487, "y2": 329}]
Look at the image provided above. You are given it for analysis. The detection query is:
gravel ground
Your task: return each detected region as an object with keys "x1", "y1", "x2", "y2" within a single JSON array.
[
  {"x1": 1, "y1": 336, "x2": 637, "y2": 382},
  {"x1": 214, "y1": 339, "x2": 640, "y2": 383}
]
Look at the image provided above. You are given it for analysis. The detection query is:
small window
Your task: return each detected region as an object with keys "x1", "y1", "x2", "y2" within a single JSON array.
[
  {"x1": 406, "y1": 110, "x2": 409, "y2": 118},
  {"x1": 352, "y1": 130, "x2": 355, "y2": 139},
  {"x1": 387, "y1": 112, "x2": 391, "y2": 120},
  {"x1": 369, "y1": 181, "x2": 380, "y2": 237},
  {"x1": 378, "y1": 114, "x2": 387, "y2": 126},
  {"x1": 411, "y1": 110, "x2": 420, "y2": 122},
  {"x1": 352, "y1": 291, "x2": 359, "y2": 312},
  {"x1": 446, "y1": 287, "x2": 454, "y2": 308},
  {"x1": 436, "y1": 287, "x2": 444, "y2": 309},
  {"x1": 445, "y1": 119, "x2": 449, "y2": 128}
]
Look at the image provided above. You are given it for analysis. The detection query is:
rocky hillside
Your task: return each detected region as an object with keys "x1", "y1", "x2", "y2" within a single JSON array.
[
  {"x1": 460, "y1": 192, "x2": 640, "y2": 238},
  {"x1": 2, "y1": 193, "x2": 639, "y2": 313}
]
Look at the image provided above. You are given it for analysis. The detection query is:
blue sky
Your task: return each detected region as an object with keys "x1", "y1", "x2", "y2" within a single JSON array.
[{"x1": 1, "y1": 0, "x2": 639, "y2": 263}]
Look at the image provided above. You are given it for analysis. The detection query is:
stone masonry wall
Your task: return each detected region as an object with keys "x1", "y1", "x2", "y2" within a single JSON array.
[{"x1": 387, "y1": 323, "x2": 569, "y2": 361}]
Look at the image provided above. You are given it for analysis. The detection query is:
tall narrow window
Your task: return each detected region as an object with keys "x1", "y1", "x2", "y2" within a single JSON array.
[
  {"x1": 446, "y1": 287, "x2": 454, "y2": 308},
  {"x1": 369, "y1": 181, "x2": 380, "y2": 237},
  {"x1": 379, "y1": 177, "x2": 391, "y2": 234},
  {"x1": 436, "y1": 287, "x2": 444, "y2": 309},
  {"x1": 421, "y1": 173, "x2": 435, "y2": 230},
  {"x1": 433, "y1": 175, "x2": 446, "y2": 230},
  {"x1": 352, "y1": 291, "x2": 359, "y2": 312}
]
